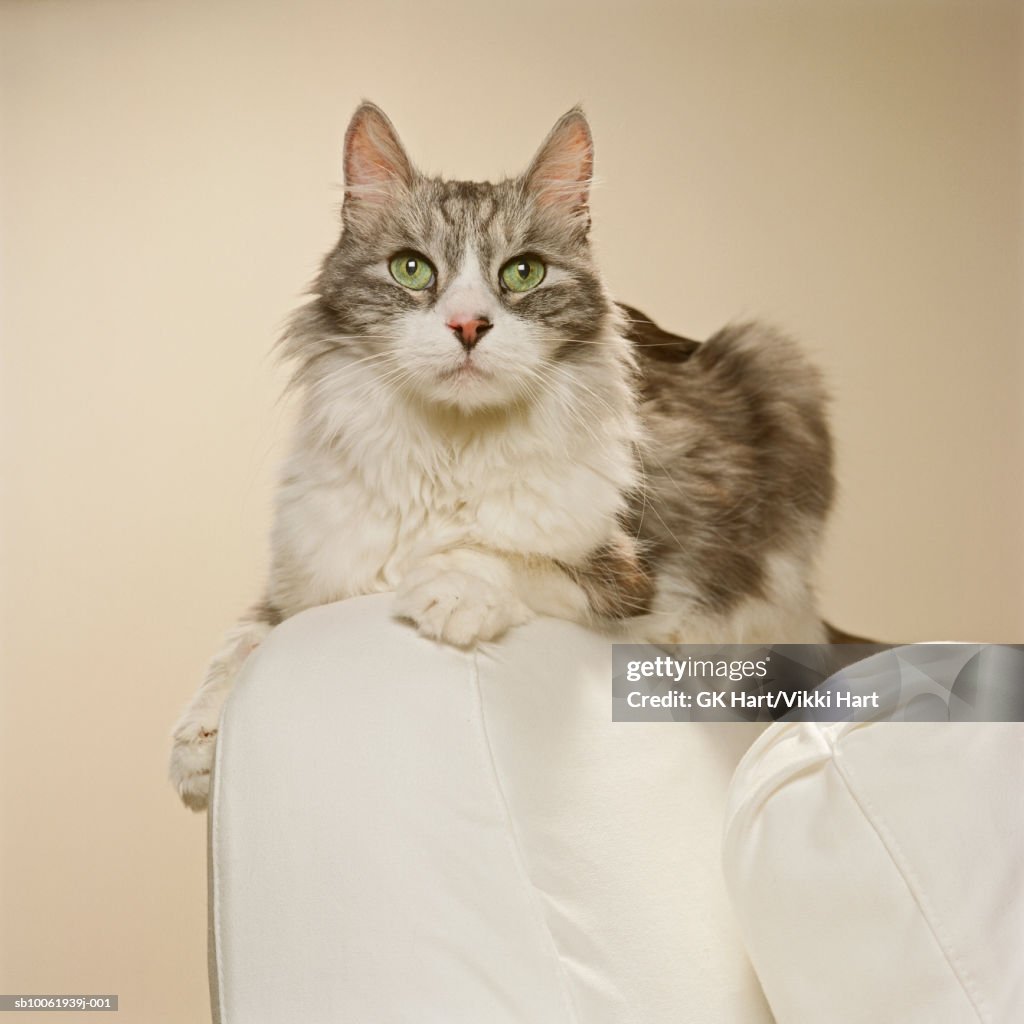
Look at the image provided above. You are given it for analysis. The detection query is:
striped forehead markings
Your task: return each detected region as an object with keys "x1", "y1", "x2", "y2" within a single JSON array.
[{"x1": 434, "y1": 183, "x2": 500, "y2": 249}]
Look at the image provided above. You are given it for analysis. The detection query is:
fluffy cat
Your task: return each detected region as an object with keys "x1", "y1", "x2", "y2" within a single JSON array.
[{"x1": 170, "y1": 103, "x2": 833, "y2": 811}]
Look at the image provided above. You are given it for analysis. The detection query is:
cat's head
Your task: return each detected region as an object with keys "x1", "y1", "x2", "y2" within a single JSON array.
[{"x1": 311, "y1": 102, "x2": 614, "y2": 413}]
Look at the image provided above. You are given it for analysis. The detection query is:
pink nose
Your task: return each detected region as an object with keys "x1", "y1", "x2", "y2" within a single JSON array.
[{"x1": 447, "y1": 316, "x2": 492, "y2": 351}]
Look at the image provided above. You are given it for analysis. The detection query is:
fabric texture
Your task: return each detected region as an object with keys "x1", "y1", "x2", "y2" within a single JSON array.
[
  {"x1": 209, "y1": 594, "x2": 771, "y2": 1023},
  {"x1": 211, "y1": 596, "x2": 1022, "y2": 1022},
  {"x1": 723, "y1": 720, "x2": 1024, "y2": 1024}
]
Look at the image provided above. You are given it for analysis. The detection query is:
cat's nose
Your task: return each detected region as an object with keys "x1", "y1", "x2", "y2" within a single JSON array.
[{"x1": 447, "y1": 316, "x2": 492, "y2": 351}]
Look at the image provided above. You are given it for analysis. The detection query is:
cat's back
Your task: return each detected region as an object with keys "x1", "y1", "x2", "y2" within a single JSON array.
[
  {"x1": 621, "y1": 305, "x2": 834, "y2": 540},
  {"x1": 620, "y1": 304, "x2": 827, "y2": 427}
]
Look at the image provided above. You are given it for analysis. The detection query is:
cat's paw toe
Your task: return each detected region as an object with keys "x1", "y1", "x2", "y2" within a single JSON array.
[
  {"x1": 169, "y1": 721, "x2": 218, "y2": 812},
  {"x1": 395, "y1": 569, "x2": 530, "y2": 647}
]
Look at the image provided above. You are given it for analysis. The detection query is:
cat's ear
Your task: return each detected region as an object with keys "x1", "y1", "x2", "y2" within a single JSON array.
[
  {"x1": 523, "y1": 107, "x2": 593, "y2": 222},
  {"x1": 343, "y1": 102, "x2": 414, "y2": 209}
]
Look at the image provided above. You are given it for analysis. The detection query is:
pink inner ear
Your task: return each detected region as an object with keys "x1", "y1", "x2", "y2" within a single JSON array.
[
  {"x1": 530, "y1": 117, "x2": 593, "y2": 211},
  {"x1": 347, "y1": 133, "x2": 395, "y2": 188},
  {"x1": 343, "y1": 107, "x2": 412, "y2": 200}
]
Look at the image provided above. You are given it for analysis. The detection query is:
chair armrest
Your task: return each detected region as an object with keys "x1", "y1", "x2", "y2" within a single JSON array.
[
  {"x1": 723, "y1": 719, "x2": 1024, "y2": 1023},
  {"x1": 209, "y1": 593, "x2": 771, "y2": 1023}
]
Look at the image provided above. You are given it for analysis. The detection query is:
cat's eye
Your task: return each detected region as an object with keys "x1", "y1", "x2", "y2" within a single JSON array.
[
  {"x1": 389, "y1": 251, "x2": 435, "y2": 290},
  {"x1": 500, "y1": 255, "x2": 546, "y2": 293}
]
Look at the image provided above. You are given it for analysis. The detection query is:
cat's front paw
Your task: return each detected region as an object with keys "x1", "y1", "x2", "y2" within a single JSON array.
[
  {"x1": 394, "y1": 566, "x2": 531, "y2": 647},
  {"x1": 168, "y1": 715, "x2": 219, "y2": 812}
]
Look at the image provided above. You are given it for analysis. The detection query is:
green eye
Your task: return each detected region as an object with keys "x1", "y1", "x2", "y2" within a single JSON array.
[
  {"x1": 500, "y1": 255, "x2": 546, "y2": 293},
  {"x1": 389, "y1": 251, "x2": 435, "y2": 290}
]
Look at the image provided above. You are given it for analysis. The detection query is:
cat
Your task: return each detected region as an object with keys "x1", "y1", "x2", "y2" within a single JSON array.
[{"x1": 169, "y1": 102, "x2": 833, "y2": 811}]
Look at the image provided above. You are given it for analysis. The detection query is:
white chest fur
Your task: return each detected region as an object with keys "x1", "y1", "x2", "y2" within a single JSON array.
[{"x1": 268, "y1": 359, "x2": 640, "y2": 617}]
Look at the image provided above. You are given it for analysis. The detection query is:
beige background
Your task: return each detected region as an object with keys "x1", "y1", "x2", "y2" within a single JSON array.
[{"x1": 1, "y1": 0, "x2": 1021, "y2": 1020}]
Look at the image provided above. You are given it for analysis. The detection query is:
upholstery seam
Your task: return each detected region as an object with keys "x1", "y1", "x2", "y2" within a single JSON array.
[
  {"x1": 208, "y1": 633, "x2": 324, "y2": 1024},
  {"x1": 824, "y1": 728, "x2": 989, "y2": 1023},
  {"x1": 212, "y1": 632, "x2": 348, "y2": 1024},
  {"x1": 470, "y1": 649, "x2": 583, "y2": 1024},
  {"x1": 210, "y1": 703, "x2": 226, "y2": 1024}
]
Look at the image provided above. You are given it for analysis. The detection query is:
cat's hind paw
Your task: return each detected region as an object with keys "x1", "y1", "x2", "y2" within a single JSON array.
[{"x1": 394, "y1": 565, "x2": 531, "y2": 648}]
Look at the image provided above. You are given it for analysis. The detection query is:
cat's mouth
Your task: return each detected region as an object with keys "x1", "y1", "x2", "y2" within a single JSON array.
[
  {"x1": 439, "y1": 358, "x2": 489, "y2": 383},
  {"x1": 428, "y1": 354, "x2": 514, "y2": 410}
]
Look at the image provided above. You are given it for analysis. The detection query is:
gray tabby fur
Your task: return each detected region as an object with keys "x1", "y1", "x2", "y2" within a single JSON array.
[
  {"x1": 169, "y1": 101, "x2": 835, "y2": 811},
  {"x1": 283, "y1": 103, "x2": 833, "y2": 639}
]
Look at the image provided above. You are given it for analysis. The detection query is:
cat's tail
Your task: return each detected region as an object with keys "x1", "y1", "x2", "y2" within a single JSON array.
[
  {"x1": 694, "y1": 321, "x2": 836, "y2": 540},
  {"x1": 825, "y1": 621, "x2": 881, "y2": 644}
]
